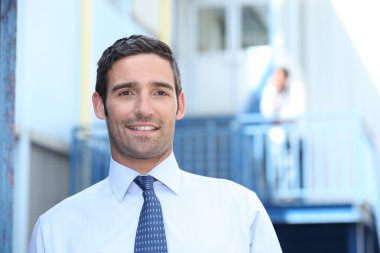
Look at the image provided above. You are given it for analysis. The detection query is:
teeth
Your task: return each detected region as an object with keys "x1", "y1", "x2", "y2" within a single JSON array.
[{"x1": 129, "y1": 126, "x2": 156, "y2": 131}]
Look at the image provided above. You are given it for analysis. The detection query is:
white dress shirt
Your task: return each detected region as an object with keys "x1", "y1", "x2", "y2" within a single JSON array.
[
  {"x1": 29, "y1": 153, "x2": 282, "y2": 253},
  {"x1": 260, "y1": 80, "x2": 305, "y2": 119}
]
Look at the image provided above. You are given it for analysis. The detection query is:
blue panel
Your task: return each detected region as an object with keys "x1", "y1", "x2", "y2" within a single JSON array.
[
  {"x1": 173, "y1": 116, "x2": 234, "y2": 180},
  {"x1": 0, "y1": 0, "x2": 16, "y2": 252}
]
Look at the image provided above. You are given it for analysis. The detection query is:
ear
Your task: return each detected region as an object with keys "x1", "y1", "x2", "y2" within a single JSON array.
[
  {"x1": 176, "y1": 91, "x2": 185, "y2": 120},
  {"x1": 92, "y1": 92, "x2": 107, "y2": 119}
]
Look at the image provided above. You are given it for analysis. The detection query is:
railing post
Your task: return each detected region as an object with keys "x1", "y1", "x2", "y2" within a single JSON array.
[{"x1": 0, "y1": 0, "x2": 16, "y2": 252}]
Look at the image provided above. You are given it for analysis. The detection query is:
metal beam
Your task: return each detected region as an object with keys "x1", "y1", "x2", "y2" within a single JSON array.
[{"x1": 0, "y1": 0, "x2": 16, "y2": 252}]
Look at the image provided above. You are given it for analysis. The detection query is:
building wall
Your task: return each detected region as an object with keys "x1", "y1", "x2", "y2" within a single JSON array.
[
  {"x1": 16, "y1": 0, "x2": 81, "y2": 143},
  {"x1": 176, "y1": 0, "x2": 272, "y2": 116},
  {"x1": 293, "y1": 0, "x2": 380, "y2": 160}
]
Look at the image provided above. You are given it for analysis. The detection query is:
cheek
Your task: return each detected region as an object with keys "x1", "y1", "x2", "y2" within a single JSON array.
[{"x1": 107, "y1": 101, "x2": 131, "y2": 116}]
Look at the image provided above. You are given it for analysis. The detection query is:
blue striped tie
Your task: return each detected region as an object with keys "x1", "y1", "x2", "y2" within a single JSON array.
[{"x1": 134, "y1": 176, "x2": 168, "y2": 253}]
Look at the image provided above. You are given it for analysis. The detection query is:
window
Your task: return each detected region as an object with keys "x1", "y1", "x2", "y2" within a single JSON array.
[
  {"x1": 241, "y1": 5, "x2": 269, "y2": 48},
  {"x1": 198, "y1": 7, "x2": 226, "y2": 52}
]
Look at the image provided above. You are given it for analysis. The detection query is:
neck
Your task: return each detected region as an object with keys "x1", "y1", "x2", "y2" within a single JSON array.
[{"x1": 111, "y1": 151, "x2": 172, "y2": 174}]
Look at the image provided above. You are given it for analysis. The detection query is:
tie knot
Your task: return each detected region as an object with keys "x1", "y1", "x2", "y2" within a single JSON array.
[{"x1": 134, "y1": 175, "x2": 154, "y2": 191}]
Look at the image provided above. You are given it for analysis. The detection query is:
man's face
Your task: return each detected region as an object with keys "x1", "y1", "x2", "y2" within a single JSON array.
[
  {"x1": 274, "y1": 70, "x2": 287, "y2": 91},
  {"x1": 93, "y1": 54, "x2": 185, "y2": 171}
]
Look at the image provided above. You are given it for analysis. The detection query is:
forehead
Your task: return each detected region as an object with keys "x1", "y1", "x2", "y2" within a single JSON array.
[{"x1": 107, "y1": 54, "x2": 175, "y2": 88}]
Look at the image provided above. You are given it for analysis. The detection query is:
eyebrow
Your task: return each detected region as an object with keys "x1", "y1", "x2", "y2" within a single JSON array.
[
  {"x1": 152, "y1": 81, "x2": 175, "y2": 91},
  {"x1": 111, "y1": 82, "x2": 136, "y2": 93},
  {"x1": 111, "y1": 81, "x2": 175, "y2": 93}
]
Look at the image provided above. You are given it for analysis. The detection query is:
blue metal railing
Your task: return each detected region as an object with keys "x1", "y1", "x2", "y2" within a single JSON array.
[
  {"x1": 174, "y1": 116, "x2": 234, "y2": 179},
  {"x1": 234, "y1": 113, "x2": 380, "y2": 249},
  {"x1": 70, "y1": 123, "x2": 110, "y2": 194},
  {"x1": 233, "y1": 113, "x2": 379, "y2": 206},
  {"x1": 70, "y1": 113, "x2": 379, "y2": 203}
]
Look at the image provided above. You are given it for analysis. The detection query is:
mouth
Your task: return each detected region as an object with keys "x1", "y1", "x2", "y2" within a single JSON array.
[
  {"x1": 128, "y1": 125, "x2": 158, "y2": 131},
  {"x1": 127, "y1": 123, "x2": 160, "y2": 132}
]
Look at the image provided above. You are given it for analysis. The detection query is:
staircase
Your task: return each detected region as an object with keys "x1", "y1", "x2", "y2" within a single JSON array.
[{"x1": 269, "y1": 203, "x2": 379, "y2": 253}]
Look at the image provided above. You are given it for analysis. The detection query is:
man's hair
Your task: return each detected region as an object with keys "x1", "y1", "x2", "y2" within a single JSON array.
[
  {"x1": 278, "y1": 67, "x2": 289, "y2": 78},
  {"x1": 95, "y1": 34, "x2": 182, "y2": 110}
]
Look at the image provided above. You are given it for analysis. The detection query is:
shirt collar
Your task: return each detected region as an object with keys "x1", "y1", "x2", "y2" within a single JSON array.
[{"x1": 108, "y1": 152, "x2": 181, "y2": 202}]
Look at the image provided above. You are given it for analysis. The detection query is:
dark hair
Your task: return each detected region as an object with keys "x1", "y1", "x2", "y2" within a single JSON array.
[
  {"x1": 95, "y1": 34, "x2": 182, "y2": 110},
  {"x1": 278, "y1": 67, "x2": 289, "y2": 78}
]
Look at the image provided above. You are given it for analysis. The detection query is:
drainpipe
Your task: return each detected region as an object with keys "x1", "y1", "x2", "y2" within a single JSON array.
[
  {"x1": 159, "y1": 0, "x2": 171, "y2": 45},
  {"x1": 80, "y1": 0, "x2": 92, "y2": 127}
]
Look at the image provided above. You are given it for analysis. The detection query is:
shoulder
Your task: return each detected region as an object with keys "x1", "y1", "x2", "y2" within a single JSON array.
[
  {"x1": 179, "y1": 171, "x2": 267, "y2": 224},
  {"x1": 38, "y1": 178, "x2": 110, "y2": 224},
  {"x1": 180, "y1": 170, "x2": 259, "y2": 203},
  {"x1": 29, "y1": 179, "x2": 112, "y2": 251}
]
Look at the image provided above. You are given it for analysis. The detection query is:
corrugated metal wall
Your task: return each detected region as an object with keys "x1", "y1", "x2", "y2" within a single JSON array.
[{"x1": 27, "y1": 142, "x2": 69, "y2": 240}]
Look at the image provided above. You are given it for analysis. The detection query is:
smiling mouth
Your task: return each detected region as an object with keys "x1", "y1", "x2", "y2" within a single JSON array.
[{"x1": 128, "y1": 125, "x2": 158, "y2": 131}]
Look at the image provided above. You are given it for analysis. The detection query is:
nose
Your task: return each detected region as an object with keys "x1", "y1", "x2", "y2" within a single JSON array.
[{"x1": 134, "y1": 93, "x2": 153, "y2": 118}]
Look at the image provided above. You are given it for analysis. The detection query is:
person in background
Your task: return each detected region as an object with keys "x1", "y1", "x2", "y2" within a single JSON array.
[
  {"x1": 260, "y1": 67, "x2": 305, "y2": 191},
  {"x1": 260, "y1": 67, "x2": 305, "y2": 119},
  {"x1": 28, "y1": 35, "x2": 282, "y2": 253}
]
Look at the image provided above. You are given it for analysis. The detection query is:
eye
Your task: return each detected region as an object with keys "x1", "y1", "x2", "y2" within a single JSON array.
[
  {"x1": 154, "y1": 90, "x2": 168, "y2": 96},
  {"x1": 119, "y1": 90, "x2": 133, "y2": 96}
]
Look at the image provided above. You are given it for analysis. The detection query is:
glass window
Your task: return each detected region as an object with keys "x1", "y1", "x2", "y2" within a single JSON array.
[
  {"x1": 198, "y1": 7, "x2": 226, "y2": 52},
  {"x1": 241, "y1": 5, "x2": 269, "y2": 48}
]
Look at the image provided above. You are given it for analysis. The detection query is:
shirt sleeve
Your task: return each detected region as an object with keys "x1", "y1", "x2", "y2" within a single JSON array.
[
  {"x1": 28, "y1": 218, "x2": 47, "y2": 253},
  {"x1": 249, "y1": 195, "x2": 282, "y2": 253},
  {"x1": 260, "y1": 85, "x2": 276, "y2": 118}
]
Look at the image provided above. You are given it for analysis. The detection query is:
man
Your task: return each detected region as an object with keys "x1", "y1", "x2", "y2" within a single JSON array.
[
  {"x1": 29, "y1": 35, "x2": 282, "y2": 252},
  {"x1": 260, "y1": 67, "x2": 305, "y2": 119},
  {"x1": 260, "y1": 67, "x2": 305, "y2": 191}
]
